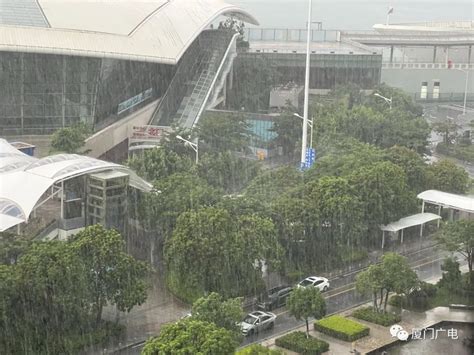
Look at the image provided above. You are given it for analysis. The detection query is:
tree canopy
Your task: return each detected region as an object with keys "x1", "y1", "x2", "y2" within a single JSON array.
[
  {"x1": 141, "y1": 319, "x2": 238, "y2": 355},
  {"x1": 287, "y1": 286, "x2": 326, "y2": 336},
  {"x1": 190, "y1": 292, "x2": 243, "y2": 337},
  {"x1": 165, "y1": 207, "x2": 283, "y2": 302}
]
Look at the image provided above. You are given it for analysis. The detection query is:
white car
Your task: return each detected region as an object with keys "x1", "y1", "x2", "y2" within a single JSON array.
[
  {"x1": 297, "y1": 276, "x2": 330, "y2": 292},
  {"x1": 240, "y1": 311, "x2": 276, "y2": 336}
]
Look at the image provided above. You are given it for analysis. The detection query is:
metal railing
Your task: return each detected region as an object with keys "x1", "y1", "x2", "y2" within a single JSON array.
[
  {"x1": 382, "y1": 62, "x2": 474, "y2": 70},
  {"x1": 194, "y1": 33, "x2": 239, "y2": 127},
  {"x1": 244, "y1": 28, "x2": 340, "y2": 42}
]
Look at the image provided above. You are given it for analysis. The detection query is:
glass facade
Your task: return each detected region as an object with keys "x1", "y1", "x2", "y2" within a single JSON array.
[{"x1": 0, "y1": 52, "x2": 174, "y2": 135}]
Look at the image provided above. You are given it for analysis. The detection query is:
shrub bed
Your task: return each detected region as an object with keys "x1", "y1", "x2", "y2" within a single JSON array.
[
  {"x1": 352, "y1": 307, "x2": 401, "y2": 326},
  {"x1": 314, "y1": 315, "x2": 369, "y2": 342},
  {"x1": 275, "y1": 331, "x2": 329, "y2": 355}
]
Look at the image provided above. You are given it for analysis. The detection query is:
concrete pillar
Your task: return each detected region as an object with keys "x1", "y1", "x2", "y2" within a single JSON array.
[
  {"x1": 468, "y1": 45, "x2": 472, "y2": 64},
  {"x1": 437, "y1": 205, "x2": 442, "y2": 228},
  {"x1": 445, "y1": 46, "x2": 450, "y2": 67},
  {"x1": 80, "y1": 58, "x2": 90, "y2": 124},
  {"x1": 382, "y1": 230, "x2": 385, "y2": 249},
  {"x1": 62, "y1": 57, "x2": 67, "y2": 127},
  {"x1": 420, "y1": 201, "x2": 425, "y2": 237},
  {"x1": 433, "y1": 46, "x2": 437, "y2": 63},
  {"x1": 401, "y1": 229, "x2": 404, "y2": 244},
  {"x1": 20, "y1": 53, "x2": 24, "y2": 134},
  {"x1": 390, "y1": 45, "x2": 394, "y2": 63}
]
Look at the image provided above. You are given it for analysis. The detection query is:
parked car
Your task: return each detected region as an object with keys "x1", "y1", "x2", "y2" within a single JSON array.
[
  {"x1": 297, "y1": 276, "x2": 330, "y2": 292},
  {"x1": 257, "y1": 285, "x2": 293, "y2": 311},
  {"x1": 240, "y1": 311, "x2": 277, "y2": 336}
]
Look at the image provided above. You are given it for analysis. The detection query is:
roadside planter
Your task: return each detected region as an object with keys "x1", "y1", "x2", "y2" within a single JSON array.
[
  {"x1": 352, "y1": 306, "x2": 401, "y2": 326},
  {"x1": 275, "y1": 331, "x2": 329, "y2": 355},
  {"x1": 314, "y1": 315, "x2": 369, "y2": 341}
]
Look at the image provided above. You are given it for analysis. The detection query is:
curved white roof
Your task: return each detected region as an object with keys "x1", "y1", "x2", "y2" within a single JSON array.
[
  {"x1": 381, "y1": 213, "x2": 441, "y2": 232},
  {"x1": 418, "y1": 189, "x2": 474, "y2": 213},
  {"x1": 0, "y1": 139, "x2": 152, "y2": 232},
  {"x1": 0, "y1": 0, "x2": 258, "y2": 64}
]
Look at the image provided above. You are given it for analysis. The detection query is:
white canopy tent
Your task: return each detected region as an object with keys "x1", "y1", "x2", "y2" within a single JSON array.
[
  {"x1": 0, "y1": 139, "x2": 152, "y2": 232},
  {"x1": 380, "y1": 212, "x2": 442, "y2": 248}
]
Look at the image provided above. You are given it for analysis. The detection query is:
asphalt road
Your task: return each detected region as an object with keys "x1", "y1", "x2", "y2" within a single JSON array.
[
  {"x1": 118, "y1": 244, "x2": 456, "y2": 354},
  {"x1": 240, "y1": 247, "x2": 453, "y2": 347}
]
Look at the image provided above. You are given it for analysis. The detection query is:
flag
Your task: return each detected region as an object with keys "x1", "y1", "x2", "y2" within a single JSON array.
[{"x1": 387, "y1": 6, "x2": 394, "y2": 15}]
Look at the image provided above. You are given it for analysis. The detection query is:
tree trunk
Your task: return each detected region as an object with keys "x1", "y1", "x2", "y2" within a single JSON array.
[
  {"x1": 96, "y1": 298, "x2": 103, "y2": 325},
  {"x1": 305, "y1": 319, "x2": 309, "y2": 338},
  {"x1": 378, "y1": 288, "x2": 384, "y2": 310},
  {"x1": 373, "y1": 291, "x2": 378, "y2": 311},
  {"x1": 383, "y1": 289, "x2": 390, "y2": 313}
]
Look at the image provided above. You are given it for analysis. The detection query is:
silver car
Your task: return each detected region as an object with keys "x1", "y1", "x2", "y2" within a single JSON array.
[{"x1": 240, "y1": 311, "x2": 276, "y2": 336}]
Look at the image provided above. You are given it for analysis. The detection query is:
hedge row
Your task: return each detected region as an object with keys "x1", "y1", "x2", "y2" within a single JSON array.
[
  {"x1": 314, "y1": 315, "x2": 369, "y2": 342},
  {"x1": 352, "y1": 307, "x2": 401, "y2": 326},
  {"x1": 275, "y1": 331, "x2": 329, "y2": 355}
]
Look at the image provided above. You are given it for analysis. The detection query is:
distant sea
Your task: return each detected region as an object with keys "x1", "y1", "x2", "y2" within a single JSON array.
[{"x1": 228, "y1": 0, "x2": 473, "y2": 30}]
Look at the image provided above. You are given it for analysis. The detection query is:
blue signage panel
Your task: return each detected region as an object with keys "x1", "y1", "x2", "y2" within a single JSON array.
[{"x1": 304, "y1": 148, "x2": 316, "y2": 169}]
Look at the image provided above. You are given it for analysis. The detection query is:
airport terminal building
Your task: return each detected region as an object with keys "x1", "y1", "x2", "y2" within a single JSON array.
[{"x1": 0, "y1": 0, "x2": 257, "y2": 136}]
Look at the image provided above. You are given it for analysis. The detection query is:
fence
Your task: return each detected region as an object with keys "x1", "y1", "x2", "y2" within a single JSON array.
[{"x1": 244, "y1": 28, "x2": 340, "y2": 42}]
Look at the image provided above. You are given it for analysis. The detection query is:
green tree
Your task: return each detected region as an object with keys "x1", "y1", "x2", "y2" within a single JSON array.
[
  {"x1": 356, "y1": 253, "x2": 418, "y2": 313},
  {"x1": 50, "y1": 123, "x2": 90, "y2": 154},
  {"x1": 1, "y1": 242, "x2": 90, "y2": 353},
  {"x1": 386, "y1": 146, "x2": 429, "y2": 193},
  {"x1": 71, "y1": 225, "x2": 149, "y2": 324},
  {"x1": 287, "y1": 286, "x2": 326, "y2": 337},
  {"x1": 438, "y1": 257, "x2": 462, "y2": 290},
  {"x1": 350, "y1": 161, "x2": 416, "y2": 239},
  {"x1": 198, "y1": 151, "x2": 261, "y2": 193},
  {"x1": 165, "y1": 207, "x2": 282, "y2": 301},
  {"x1": 127, "y1": 146, "x2": 193, "y2": 182},
  {"x1": 270, "y1": 107, "x2": 302, "y2": 158},
  {"x1": 245, "y1": 166, "x2": 304, "y2": 204},
  {"x1": 433, "y1": 119, "x2": 460, "y2": 145},
  {"x1": 191, "y1": 292, "x2": 243, "y2": 336},
  {"x1": 0, "y1": 232, "x2": 30, "y2": 264},
  {"x1": 140, "y1": 172, "x2": 221, "y2": 236},
  {"x1": 141, "y1": 319, "x2": 238, "y2": 355},
  {"x1": 438, "y1": 219, "x2": 474, "y2": 279},
  {"x1": 428, "y1": 160, "x2": 470, "y2": 194},
  {"x1": 197, "y1": 111, "x2": 252, "y2": 152},
  {"x1": 368, "y1": 83, "x2": 423, "y2": 116}
]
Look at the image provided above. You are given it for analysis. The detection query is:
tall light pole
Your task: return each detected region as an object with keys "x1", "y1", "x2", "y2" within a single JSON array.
[
  {"x1": 453, "y1": 68, "x2": 470, "y2": 115},
  {"x1": 294, "y1": 113, "x2": 313, "y2": 149},
  {"x1": 374, "y1": 92, "x2": 392, "y2": 110},
  {"x1": 300, "y1": 0, "x2": 312, "y2": 169},
  {"x1": 176, "y1": 135, "x2": 198, "y2": 164}
]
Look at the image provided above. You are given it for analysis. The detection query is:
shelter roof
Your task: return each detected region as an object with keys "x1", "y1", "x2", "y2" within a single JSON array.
[
  {"x1": 380, "y1": 213, "x2": 441, "y2": 232},
  {"x1": 417, "y1": 189, "x2": 474, "y2": 214}
]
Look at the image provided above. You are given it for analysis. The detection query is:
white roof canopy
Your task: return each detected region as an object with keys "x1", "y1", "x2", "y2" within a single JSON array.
[
  {"x1": 0, "y1": 0, "x2": 258, "y2": 65},
  {"x1": 0, "y1": 139, "x2": 152, "y2": 232},
  {"x1": 418, "y1": 189, "x2": 474, "y2": 214},
  {"x1": 380, "y1": 213, "x2": 441, "y2": 232}
]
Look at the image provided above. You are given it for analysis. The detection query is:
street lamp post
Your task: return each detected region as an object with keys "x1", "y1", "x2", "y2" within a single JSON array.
[
  {"x1": 374, "y1": 92, "x2": 392, "y2": 110},
  {"x1": 294, "y1": 113, "x2": 314, "y2": 149},
  {"x1": 176, "y1": 135, "x2": 199, "y2": 164},
  {"x1": 453, "y1": 68, "x2": 470, "y2": 115},
  {"x1": 300, "y1": 0, "x2": 312, "y2": 169}
]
